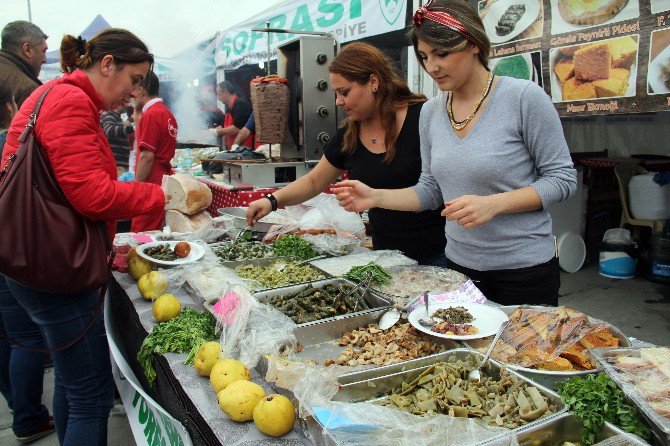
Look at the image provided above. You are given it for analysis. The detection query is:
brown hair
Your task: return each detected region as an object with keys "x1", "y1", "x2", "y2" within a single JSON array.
[
  {"x1": 60, "y1": 28, "x2": 154, "y2": 74},
  {"x1": 407, "y1": 0, "x2": 491, "y2": 70},
  {"x1": 328, "y1": 42, "x2": 426, "y2": 163}
]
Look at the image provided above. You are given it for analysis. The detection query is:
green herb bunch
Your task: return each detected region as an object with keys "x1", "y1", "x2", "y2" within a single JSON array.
[
  {"x1": 273, "y1": 234, "x2": 318, "y2": 260},
  {"x1": 556, "y1": 373, "x2": 650, "y2": 445},
  {"x1": 138, "y1": 308, "x2": 217, "y2": 385},
  {"x1": 344, "y1": 262, "x2": 392, "y2": 285}
]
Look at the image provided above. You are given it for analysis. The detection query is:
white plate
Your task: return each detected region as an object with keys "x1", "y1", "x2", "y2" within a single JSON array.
[
  {"x1": 408, "y1": 303, "x2": 509, "y2": 340},
  {"x1": 482, "y1": 0, "x2": 541, "y2": 45},
  {"x1": 648, "y1": 42, "x2": 670, "y2": 95},
  {"x1": 136, "y1": 241, "x2": 205, "y2": 266}
]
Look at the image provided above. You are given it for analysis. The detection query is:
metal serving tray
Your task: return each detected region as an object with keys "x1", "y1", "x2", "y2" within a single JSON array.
[
  {"x1": 590, "y1": 347, "x2": 669, "y2": 445},
  {"x1": 254, "y1": 278, "x2": 392, "y2": 326},
  {"x1": 221, "y1": 257, "x2": 332, "y2": 290},
  {"x1": 462, "y1": 305, "x2": 631, "y2": 390},
  {"x1": 255, "y1": 307, "x2": 458, "y2": 380},
  {"x1": 217, "y1": 206, "x2": 291, "y2": 233},
  {"x1": 300, "y1": 349, "x2": 566, "y2": 445},
  {"x1": 514, "y1": 412, "x2": 650, "y2": 445}
]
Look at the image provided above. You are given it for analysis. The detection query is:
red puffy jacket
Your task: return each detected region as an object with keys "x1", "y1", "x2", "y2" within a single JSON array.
[{"x1": 2, "y1": 70, "x2": 164, "y2": 241}]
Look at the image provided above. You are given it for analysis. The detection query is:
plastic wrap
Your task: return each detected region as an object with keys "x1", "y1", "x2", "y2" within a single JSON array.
[
  {"x1": 368, "y1": 265, "x2": 486, "y2": 309},
  {"x1": 209, "y1": 286, "x2": 297, "y2": 369},
  {"x1": 311, "y1": 250, "x2": 418, "y2": 277},
  {"x1": 591, "y1": 347, "x2": 670, "y2": 443},
  {"x1": 261, "y1": 194, "x2": 366, "y2": 256},
  {"x1": 264, "y1": 354, "x2": 520, "y2": 446},
  {"x1": 159, "y1": 244, "x2": 260, "y2": 303},
  {"x1": 593, "y1": 433, "x2": 652, "y2": 445},
  {"x1": 466, "y1": 307, "x2": 625, "y2": 373}
]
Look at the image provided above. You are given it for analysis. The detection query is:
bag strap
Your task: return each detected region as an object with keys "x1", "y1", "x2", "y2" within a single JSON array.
[{"x1": 17, "y1": 86, "x2": 55, "y2": 143}]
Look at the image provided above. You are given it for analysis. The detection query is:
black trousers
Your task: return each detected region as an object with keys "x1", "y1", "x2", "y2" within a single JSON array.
[{"x1": 445, "y1": 257, "x2": 560, "y2": 307}]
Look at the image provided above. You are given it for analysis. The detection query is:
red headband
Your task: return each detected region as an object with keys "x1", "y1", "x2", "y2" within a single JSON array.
[{"x1": 413, "y1": 1, "x2": 474, "y2": 44}]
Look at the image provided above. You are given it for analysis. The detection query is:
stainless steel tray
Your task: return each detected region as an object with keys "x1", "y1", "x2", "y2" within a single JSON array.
[
  {"x1": 514, "y1": 412, "x2": 650, "y2": 445},
  {"x1": 221, "y1": 257, "x2": 332, "y2": 290},
  {"x1": 302, "y1": 349, "x2": 566, "y2": 444},
  {"x1": 462, "y1": 305, "x2": 631, "y2": 390},
  {"x1": 217, "y1": 206, "x2": 290, "y2": 233},
  {"x1": 590, "y1": 347, "x2": 670, "y2": 445},
  {"x1": 256, "y1": 307, "x2": 459, "y2": 380},
  {"x1": 254, "y1": 278, "x2": 392, "y2": 326}
]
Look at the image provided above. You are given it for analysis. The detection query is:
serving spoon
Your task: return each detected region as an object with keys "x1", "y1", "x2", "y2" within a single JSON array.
[
  {"x1": 418, "y1": 291, "x2": 436, "y2": 327},
  {"x1": 468, "y1": 320, "x2": 509, "y2": 382}
]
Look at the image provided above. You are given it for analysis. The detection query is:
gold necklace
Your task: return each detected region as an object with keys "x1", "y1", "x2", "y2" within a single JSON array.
[{"x1": 447, "y1": 72, "x2": 494, "y2": 131}]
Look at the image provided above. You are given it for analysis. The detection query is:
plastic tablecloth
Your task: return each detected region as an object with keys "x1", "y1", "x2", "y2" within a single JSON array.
[{"x1": 108, "y1": 271, "x2": 310, "y2": 446}]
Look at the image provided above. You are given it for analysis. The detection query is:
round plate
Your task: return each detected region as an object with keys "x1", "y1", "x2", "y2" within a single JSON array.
[
  {"x1": 482, "y1": 0, "x2": 541, "y2": 45},
  {"x1": 408, "y1": 303, "x2": 509, "y2": 340},
  {"x1": 136, "y1": 241, "x2": 205, "y2": 266}
]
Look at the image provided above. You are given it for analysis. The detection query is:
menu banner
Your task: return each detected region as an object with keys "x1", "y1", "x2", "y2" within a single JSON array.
[{"x1": 478, "y1": 0, "x2": 670, "y2": 115}]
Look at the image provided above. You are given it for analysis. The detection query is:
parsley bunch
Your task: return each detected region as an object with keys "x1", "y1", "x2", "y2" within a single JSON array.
[
  {"x1": 556, "y1": 373, "x2": 650, "y2": 445},
  {"x1": 272, "y1": 234, "x2": 318, "y2": 260},
  {"x1": 138, "y1": 308, "x2": 217, "y2": 385}
]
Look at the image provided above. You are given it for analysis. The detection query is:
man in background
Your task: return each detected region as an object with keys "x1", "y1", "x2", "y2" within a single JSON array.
[
  {"x1": 210, "y1": 81, "x2": 252, "y2": 149},
  {"x1": 101, "y1": 104, "x2": 134, "y2": 176},
  {"x1": 131, "y1": 72, "x2": 178, "y2": 232},
  {"x1": 0, "y1": 21, "x2": 47, "y2": 108}
]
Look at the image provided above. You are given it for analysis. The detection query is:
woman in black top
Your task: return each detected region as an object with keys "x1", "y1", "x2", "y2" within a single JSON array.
[{"x1": 246, "y1": 42, "x2": 446, "y2": 265}]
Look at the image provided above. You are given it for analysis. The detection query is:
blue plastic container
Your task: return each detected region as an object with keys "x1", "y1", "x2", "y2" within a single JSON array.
[{"x1": 599, "y1": 229, "x2": 638, "y2": 279}]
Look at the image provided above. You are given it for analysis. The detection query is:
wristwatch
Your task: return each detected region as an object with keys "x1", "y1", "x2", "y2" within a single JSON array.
[{"x1": 265, "y1": 193, "x2": 278, "y2": 211}]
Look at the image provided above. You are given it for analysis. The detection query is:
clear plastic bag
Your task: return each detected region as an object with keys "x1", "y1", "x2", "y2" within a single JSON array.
[
  {"x1": 311, "y1": 250, "x2": 417, "y2": 277},
  {"x1": 264, "y1": 355, "x2": 519, "y2": 446},
  {"x1": 262, "y1": 193, "x2": 366, "y2": 255},
  {"x1": 210, "y1": 286, "x2": 296, "y2": 369}
]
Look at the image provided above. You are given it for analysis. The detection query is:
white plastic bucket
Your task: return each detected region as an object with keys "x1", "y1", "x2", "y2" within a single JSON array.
[
  {"x1": 557, "y1": 232, "x2": 586, "y2": 273},
  {"x1": 599, "y1": 229, "x2": 638, "y2": 279},
  {"x1": 628, "y1": 173, "x2": 670, "y2": 220}
]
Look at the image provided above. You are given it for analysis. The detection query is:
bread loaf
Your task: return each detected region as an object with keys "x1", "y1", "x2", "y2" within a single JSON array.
[
  {"x1": 165, "y1": 210, "x2": 212, "y2": 233},
  {"x1": 163, "y1": 174, "x2": 212, "y2": 215}
]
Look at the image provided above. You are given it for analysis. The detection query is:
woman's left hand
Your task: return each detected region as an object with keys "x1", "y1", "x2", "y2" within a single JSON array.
[{"x1": 442, "y1": 195, "x2": 500, "y2": 228}]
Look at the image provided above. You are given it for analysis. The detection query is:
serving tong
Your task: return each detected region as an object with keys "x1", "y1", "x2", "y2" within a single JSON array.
[{"x1": 333, "y1": 270, "x2": 372, "y2": 311}]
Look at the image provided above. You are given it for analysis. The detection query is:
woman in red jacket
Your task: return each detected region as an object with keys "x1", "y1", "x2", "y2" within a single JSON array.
[{"x1": 1, "y1": 29, "x2": 164, "y2": 446}]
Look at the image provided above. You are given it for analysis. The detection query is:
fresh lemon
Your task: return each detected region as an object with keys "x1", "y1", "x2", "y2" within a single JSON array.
[
  {"x1": 138, "y1": 271, "x2": 167, "y2": 301},
  {"x1": 218, "y1": 380, "x2": 265, "y2": 422},
  {"x1": 128, "y1": 254, "x2": 153, "y2": 280},
  {"x1": 210, "y1": 359, "x2": 250, "y2": 393},
  {"x1": 253, "y1": 394, "x2": 296, "y2": 437},
  {"x1": 152, "y1": 294, "x2": 181, "y2": 322},
  {"x1": 194, "y1": 341, "x2": 221, "y2": 377}
]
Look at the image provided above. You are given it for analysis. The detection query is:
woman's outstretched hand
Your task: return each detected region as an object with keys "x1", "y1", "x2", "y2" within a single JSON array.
[
  {"x1": 331, "y1": 180, "x2": 376, "y2": 212},
  {"x1": 442, "y1": 195, "x2": 499, "y2": 228},
  {"x1": 246, "y1": 198, "x2": 272, "y2": 226}
]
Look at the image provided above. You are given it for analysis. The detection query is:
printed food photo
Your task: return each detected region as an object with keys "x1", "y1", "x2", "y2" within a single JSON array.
[{"x1": 549, "y1": 35, "x2": 639, "y2": 102}]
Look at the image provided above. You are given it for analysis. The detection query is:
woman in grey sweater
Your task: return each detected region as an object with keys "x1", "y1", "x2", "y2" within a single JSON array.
[{"x1": 332, "y1": 0, "x2": 576, "y2": 306}]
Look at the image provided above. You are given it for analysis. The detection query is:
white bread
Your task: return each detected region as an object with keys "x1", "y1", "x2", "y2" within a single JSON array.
[
  {"x1": 163, "y1": 174, "x2": 212, "y2": 215},
  {"x1": 165, "y1": 210, "x2": 212, "y2": 233}
]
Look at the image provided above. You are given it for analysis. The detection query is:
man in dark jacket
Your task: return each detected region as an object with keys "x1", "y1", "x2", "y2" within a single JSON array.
[{"x1": 0, "y1": 21, "x2": 48, "y2": 108}]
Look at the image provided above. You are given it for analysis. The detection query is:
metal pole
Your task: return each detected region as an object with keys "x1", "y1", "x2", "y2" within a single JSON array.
[
  {"x1": 27, "y1": 0, "x2": 32, "y2": 22},
  {"x1": 266, "y1": 22, "x2": 271, "y2": 76}
]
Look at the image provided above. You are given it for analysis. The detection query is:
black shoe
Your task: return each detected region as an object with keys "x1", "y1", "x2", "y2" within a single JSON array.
[{"x1": 16, "y1": 416, "x2": 55, "y2": 443}]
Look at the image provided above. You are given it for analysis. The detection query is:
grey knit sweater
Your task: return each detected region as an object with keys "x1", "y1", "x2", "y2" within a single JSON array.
[{"x1": 413, "y1": 76, "x2": 577, "y2": 271}]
